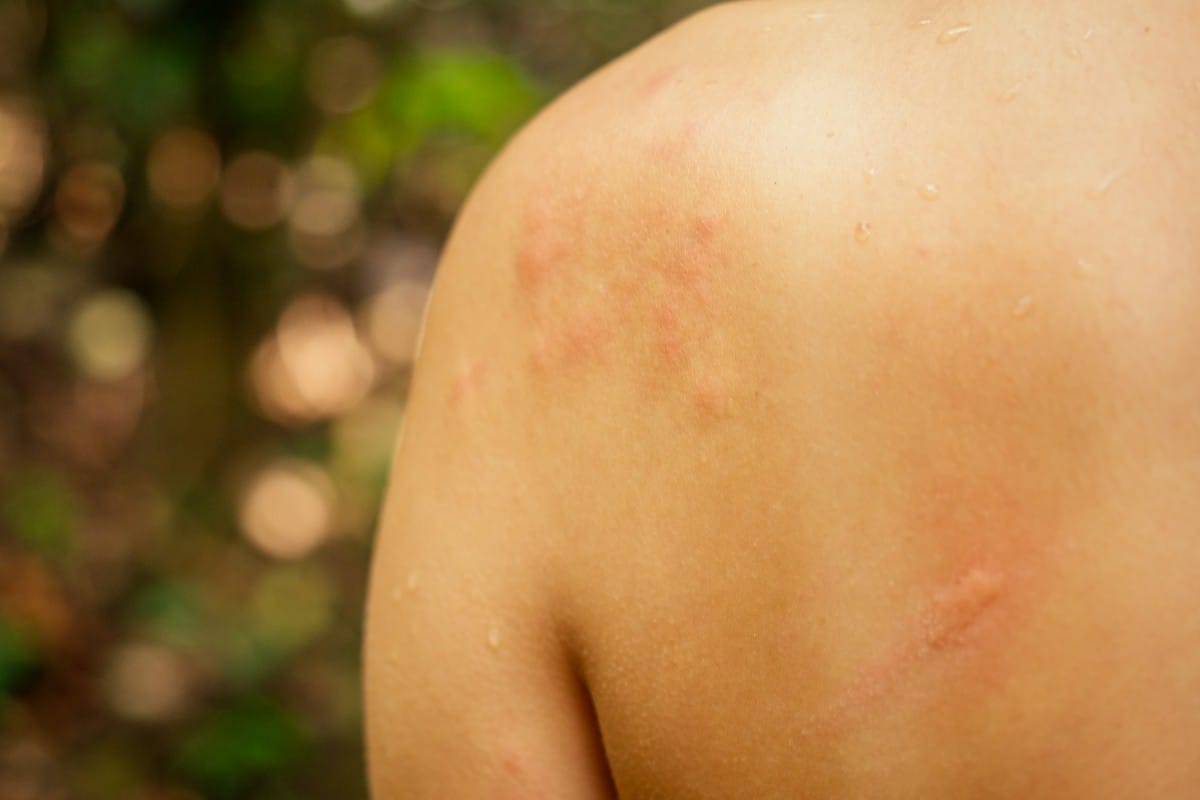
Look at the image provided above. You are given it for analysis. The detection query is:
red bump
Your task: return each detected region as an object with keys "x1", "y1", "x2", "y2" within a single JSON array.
[
  {"x1": 503, "y1": 750, "x2": 525, "y2": 779},
  {"x1": 640, "y1": 69, "x2": 678, "y2": 100},
  {"x1": 528, "y1": 311, "x2": 612, "y2": 375},
  {"x1": 515, "y1": 238, "x2": 554, "y2": 293},
  {"x1": 922, "y1": 566, "x2": 1006, "y2": 650},
  {"x1": 560, "y1": 311, "x2": 611, "y2": 365},
  {"x1": 694, "y1": 378, "x2": 733, "y2": 420},
  {"x1": 658, "y1": 244, "x2": 707, "y2": 287},
  {"x1": 515, "y1": 201, "x2": 563, "y2": 294},
  {"x1": 653, "y1": 302, "x2": 688, "y2": 368},
  {"x1": 694, "y1": 212, "x2": 721, "y2": 241},
  {"x1": 448, "y1": 359, "x2": 488, "y2": 408}
]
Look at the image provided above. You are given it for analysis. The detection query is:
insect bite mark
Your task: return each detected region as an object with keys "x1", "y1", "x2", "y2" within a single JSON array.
[{"x1": 448, "y1": 359, "x2": 490, "y2": 409}]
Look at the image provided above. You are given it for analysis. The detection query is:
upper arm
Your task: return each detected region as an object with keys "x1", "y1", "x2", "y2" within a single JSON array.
[
  {"x1": 361, "y1": 73, "x2": 631, "y2": 798},
  {"x1": 362, "y1": 167, "x2": 619, "y2": 796}
]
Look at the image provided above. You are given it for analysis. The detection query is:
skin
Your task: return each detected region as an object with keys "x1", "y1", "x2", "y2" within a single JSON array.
[{"x1": 365, "y1": 1, "x2": 1200, "y2": 797}]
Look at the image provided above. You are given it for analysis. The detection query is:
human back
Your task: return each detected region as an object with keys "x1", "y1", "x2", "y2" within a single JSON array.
[{"x1": 365, "y1": 2, "x2": 1200, "y2": 797}]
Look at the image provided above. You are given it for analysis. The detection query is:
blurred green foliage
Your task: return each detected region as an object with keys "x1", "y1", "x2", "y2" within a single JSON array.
[
  {"x1": 2, "y1": 470, "x2": 77, "y2": 559},
  {"x1": 0, "y1": 0, "x2": 708, "y2": 797},
  {"x1": 0, "y1": 615, "x2": 40, "y2": 698},
  {"x1": 176, "y1": 698, "x2": 306, "y2": 798}
]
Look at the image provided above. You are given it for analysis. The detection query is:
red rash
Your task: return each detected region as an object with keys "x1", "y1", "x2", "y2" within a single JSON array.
[
  {"x1": 652, "y1": 302, "x2": 688, "y2": 369},
  {"x1": 510, "y1": 164, "x2": 733, "y2": 419},
  {"x1": 922, "y1": 565, "x2": 1005, "y2": 650},
  {"x1": 531, "y1": 312, "x2": 613, "y2": 373},
  {"x1": 515, "y1": 191, "x2": 581, "y2": 300},
  {"x1": 805, "y1": 469, "x2": 1061, "y2": 735},
  {"x1": 805, "y1": 561, "x2": 1012, "y2": 736}
]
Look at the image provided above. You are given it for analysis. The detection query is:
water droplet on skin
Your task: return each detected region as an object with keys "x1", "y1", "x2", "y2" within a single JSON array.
[
  {"x1": 937, "y1": 24, "x2": 973, "y2": 44},
  {"x1": 863, "y1": 166, "x2": 877, "y2": 184},
  {"x1": 1090, "y1": 170, "x2": 1123, "y2": 196},
  {"x1": 1012, "y1": 296, "x2": 1035, "y2": 318},
  {"x1": 806, "y1": 11, "x2": 831, "y2": 21},
  {"x1": 1075, "y1": 257, "x2": 1096, "y2": 278},
  {"x1": 406, "y1": 571, "x2": 420, "y2": 592},
  {"x1": 1066, "y1": 45, "x2": 1082, "y2": 59},
  {"x1": 1083, "y1": 27, "x2": 1096, "y2": 41},
  {"x1": 999, "y1": 82, "x2": 1023, "y2": 103},
  {"x1": 912, "y1": 17, "x2": 934, "y2": 28},
  {"x1": 919, "y1": 183, "x2": 941, "y2": 200},
  {"x1": 487, "y1": 624, "x2": 502, "y2": 652},
  {"x1": 855, "y1": 221, "x2": 873, "y2": 243}
]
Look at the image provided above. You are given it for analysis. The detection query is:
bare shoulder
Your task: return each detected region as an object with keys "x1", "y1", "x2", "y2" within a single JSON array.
[
  {"x1": 407, "y1": 0, "x2": 1200, "y2": 502},
  {"x1": 368, "y1": 1, "x2": 1200, "y2": 796}
]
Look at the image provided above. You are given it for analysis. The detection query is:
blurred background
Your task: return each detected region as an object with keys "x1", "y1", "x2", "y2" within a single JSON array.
[{"x1": 0, "y1": 0, "x2": 708, "y2": 797}]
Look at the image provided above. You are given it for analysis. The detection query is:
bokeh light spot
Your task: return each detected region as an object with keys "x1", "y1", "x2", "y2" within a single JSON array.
[
  {"x1": 105, "y1": 642, "x2": 192, "y2": 723},
  {"x1": 249, "y1": 294, "x2": 376, "y2": 424},
  {"x1": 54, "y1": 161, "x2": 125, "y2": 247},
  {"x1": 67, "y1": 289, "x2": 154, "y2": 382},
  {"x1": 361, "y1": 280, "x2": 431, "y2": 368},
  {"x1": 291, "y1": 157, "x2": 359, "y2": 237},
  {"x1": 307, "y1": 36, "x2": 382, "y2": 115},
  {"x1": 219, "y1": 151, "x2": 294, "y2": 230},
  {"x1": 239, "y1": 459, "x2": 335, "y2": 560},
  {"x1": 0, "y1": 96, "x2": 46, "y2": 230},
  {"x1": 288, "y1": 156, "x2": 364, "y2": 270},
  {"x1": 147, "y1": 127, "x2": 221, "y2": 210},
  {"x1": 342, "y1": 0, "x2": 398, "y2": 19},
  {"x1": 247, "y1": 338, "x2": 313, "y2": 426}
]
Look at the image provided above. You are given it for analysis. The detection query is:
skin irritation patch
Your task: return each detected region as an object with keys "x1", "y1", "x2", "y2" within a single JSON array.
[
  {"x1": 509, "y1": 141, "x2": 737, "y2": 420},
  {"x1": 802, "y1": 560, "x2": 1017, "y2": 738},
  {"x1": 921, "y1": 565, "x2": 1005, "y2": 650},
  {"x1": 515, "y1": 188, "x2": 587, "y2": 301},
  {"x1": 530, "y1": 311, "x2": 613, "y2": 374},
  {"x1": 803, "y1": 472, "x2": 1058, "y2": 736}
]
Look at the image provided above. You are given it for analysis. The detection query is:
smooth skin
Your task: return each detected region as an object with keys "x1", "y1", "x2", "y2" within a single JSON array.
[{"x1": 365, "y1": 1, "x2": 1200, "y2": 797}]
